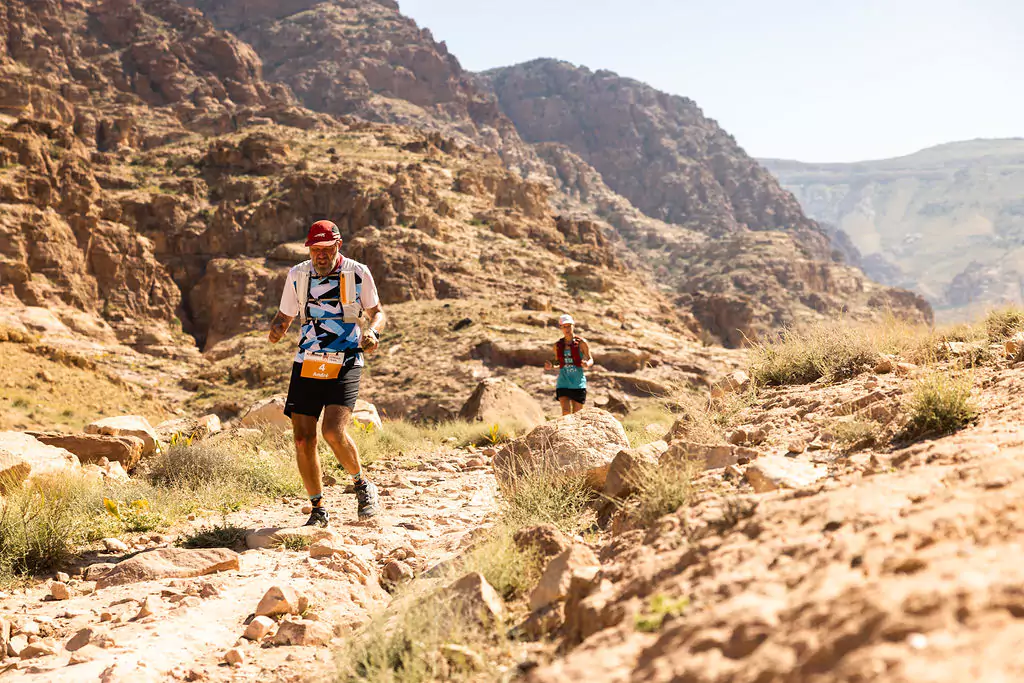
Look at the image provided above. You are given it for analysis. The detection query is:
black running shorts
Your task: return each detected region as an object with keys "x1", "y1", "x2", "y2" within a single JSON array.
[
  {"x1": 284, "y1": 353, "x2": 362, "y2": 418},
  {"x1": 555, "y1": 387, "x2": 587, "y2": 404}
]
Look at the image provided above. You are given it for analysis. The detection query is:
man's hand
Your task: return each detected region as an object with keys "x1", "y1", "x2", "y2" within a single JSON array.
[
  {"x1": 268, "y1": 311, "x2": 294, "y2": 344},
  {"x1": 544, "y1": 360, "x2": 554, "y2": 370},
  {"x1": 361, "y1": 328, "x2": 380, "y2": 354}
]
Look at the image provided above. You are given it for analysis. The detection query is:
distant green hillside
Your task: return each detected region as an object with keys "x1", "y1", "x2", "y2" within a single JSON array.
[{"x1": 762, "y1": 139, "x2": 1024, "y2": 322}]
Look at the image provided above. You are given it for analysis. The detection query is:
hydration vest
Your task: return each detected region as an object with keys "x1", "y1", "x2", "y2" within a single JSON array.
[
  {"x1": 556, "y1": 336, "x2": 584, "y2": 368},
  {"x1": 293, "y1": 259, "x2": 362, "y2": 326}
]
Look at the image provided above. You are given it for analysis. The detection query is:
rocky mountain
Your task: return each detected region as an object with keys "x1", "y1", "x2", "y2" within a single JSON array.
[
  {"x1": 0, "y1": 0, "x2": 932, "y2": 435},
  {"x1": 481, "y1": 59, "x2": 931, "y2": 342},
  {"x1": 763, "y1": 139, "x2": 1024, "y2": 321}
]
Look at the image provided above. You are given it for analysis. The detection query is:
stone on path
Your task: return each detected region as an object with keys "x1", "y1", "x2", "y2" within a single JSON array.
[
  {"x1": 255, "y1": 585, "x2": 306, "y2": 618},
  {"x1": 224, "y1": 648, "x2": 245, "y2": 665},
  {"x1": 459, "y1": 377, "x2": 546, "y2": 430},
  {"x1": 50, "y1": 581, "x2": 70, "y2": 601},
  {"x1": 240, "y1": 395, "x2": 291, "y2": 430},
  {"x1": 65, "y1": 626, "x2": 112, "y2": 652},
  {"x1": 84, "y1": 416, "x2": 159, "y2": 456},
  {"x1": 244, "y1": 615, "x2": 276, "y2": 641},
  {"x1": 445, "y1": 572, "x2": 505, "y2": 623},
  {"x1": 0, "y1": 432, "x2": 81, "y2": 492},
  {"x1": 19, "y1": 640, "x2": 57, "y2": 659},
  {"x1": 529, "y1": 545, "x2": 600, "y2": 612},
  {"x1": 135, "y1": 596, "x2": 158, "y2": 620},
  {"x1": 27, "y1": 432, "x2": 144, "y2": 471},
  {"x1": 96, "y1": 548, "x2": 240, "y2": 588},
  {"x1": 272, "y1": 618, "x2": 332, "y2": 647},
  {"x1": 246, "y1": 525, "x2": 334, "y2": 550},
  {"x1": 744, "y1": 455, "x2": 828, "y2": 493},
  {"x1": 494, "y1": 408, "x2": 629, "y2": 488},
  {"x1": 101, "y1": 538, "x2": 128, "y2": 553}
]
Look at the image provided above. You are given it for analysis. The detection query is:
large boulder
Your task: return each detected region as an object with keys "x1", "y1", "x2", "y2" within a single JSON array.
[
  {"x1": 26, "y1": 432, "x2": 144, "y2": 471},
  {"x1": 604, "y1": 440, "x2": 669, "y2": 499},
  {"x1": 493, "y1": 408, "x2": 629, "y2": 488},
  {"x1": 240, "y1": 395, "x2": 291, "y2": 430},
  {"x1": 0, "y1": 432, "x2": 81, "y2": 492},
  {"x1": 95, "y1": 548, "x2": 240, "y2": 588},
  {"x1": 459, "y1": 377, "x2": 546, "y2": 429},
  {"x1": 353, "y1": 399, "x2": 383, "y2": 431},
  {"x1": 84, "y1": 416, "x2": 159, "y2": 456},
  {"x1": 529, "y1": 544, "x2": 601, "y2": 611}
]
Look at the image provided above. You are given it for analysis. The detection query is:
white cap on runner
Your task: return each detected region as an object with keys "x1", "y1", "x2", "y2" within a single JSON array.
[{"x1": 558, "y1": 314, "x2": 575, "y2": 326}]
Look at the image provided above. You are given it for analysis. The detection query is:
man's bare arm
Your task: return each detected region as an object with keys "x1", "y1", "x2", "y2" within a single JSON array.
[
  {"x1": 361, "y1": 305, "x2": 386, "y2": 352},
  {"x1": 364, "y1": 305, "x2": 386, "y2": 335},
  {"x1": 268, "y1": 311, "x2": 294, "y2": 343}
]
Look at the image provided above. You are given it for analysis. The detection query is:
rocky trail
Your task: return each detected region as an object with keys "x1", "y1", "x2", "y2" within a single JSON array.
[{"x1": 0, "y1": 446, "x2": 499, "y2": 681}]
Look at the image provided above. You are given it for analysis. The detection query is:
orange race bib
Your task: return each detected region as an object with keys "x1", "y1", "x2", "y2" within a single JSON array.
[{"x1": 300, "y1": 352, "x2": 344, "y2": 380}]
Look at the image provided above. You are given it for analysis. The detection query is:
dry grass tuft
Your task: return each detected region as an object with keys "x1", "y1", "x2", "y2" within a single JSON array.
[
  {"x1": 985, "y1": 307, "x2": 1024, "y2": 342},
  {"x1": 828, "y1": 418, "x2": 884, "y2": 451},
  {"x1": 749, "y1": 321, "x2": 881, "y2": 386},
  {"x1": 629, "y1": 456, "x2": 700, "y2": 526}
]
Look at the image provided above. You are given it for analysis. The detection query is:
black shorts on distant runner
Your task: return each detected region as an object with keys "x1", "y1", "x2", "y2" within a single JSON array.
[
  {"x1": 284, "y1": 352, "x2": 362, "y2": 418},
  {"x1": 555, "y1": 388, "x2": 587, "y2": 405}
]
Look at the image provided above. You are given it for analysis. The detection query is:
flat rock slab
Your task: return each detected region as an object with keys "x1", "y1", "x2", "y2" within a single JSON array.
[
  {"x1": 96, "y1": 548, "x2": 240, "y2": 588},
  {"x1": 27, "y1": 432, "x2": 144, "y2": 470},
  {"x1": 84, "y1": 416, "x2": 159, "y2": 456},
  {"x1": 745, "y1": 455, "x2": 828, "y2": 493},
  {"x1": 245, "y1": 526, "x2": 335, "y2": 550}
]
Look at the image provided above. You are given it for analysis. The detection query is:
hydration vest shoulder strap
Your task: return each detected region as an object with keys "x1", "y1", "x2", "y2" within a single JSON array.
[{"x1": 295, "y1": 264, "x2": 311, "y2": 326}]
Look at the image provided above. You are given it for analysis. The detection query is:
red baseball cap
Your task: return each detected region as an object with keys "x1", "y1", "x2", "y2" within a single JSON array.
[{"x1": 305, "y1": 220, "x2": 341, "y2": 247}]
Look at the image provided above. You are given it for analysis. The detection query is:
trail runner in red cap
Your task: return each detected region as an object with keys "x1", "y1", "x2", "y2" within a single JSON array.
[{"x1": 267, "y1": 220, "x2": 386, "y2": 525}]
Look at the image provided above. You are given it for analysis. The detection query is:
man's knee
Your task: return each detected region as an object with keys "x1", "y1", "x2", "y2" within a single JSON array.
[
  {"x1": 322, "y1": 407, "x2": 352, "y2": 437},
  {"x1": 292, "y1": 417, "x2": 318, "y2": 447}
]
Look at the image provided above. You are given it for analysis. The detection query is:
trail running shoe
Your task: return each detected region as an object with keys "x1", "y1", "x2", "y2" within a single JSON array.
[
  {"x1": 355, "y1": 480, "x2": 381, "y2": 519},
  {"x1": 304, "y1": 506, "x2": 330, "y2": 528}
]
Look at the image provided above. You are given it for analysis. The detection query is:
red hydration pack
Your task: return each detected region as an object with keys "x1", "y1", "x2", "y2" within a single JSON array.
[{"x1": 556, "y1": 337, "x2": 583, "y2": 368}]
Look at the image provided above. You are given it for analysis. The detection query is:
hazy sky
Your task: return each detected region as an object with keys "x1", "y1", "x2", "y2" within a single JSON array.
[{"x1": 398, "y1": 0, "x2": 1023, "y2": 163}]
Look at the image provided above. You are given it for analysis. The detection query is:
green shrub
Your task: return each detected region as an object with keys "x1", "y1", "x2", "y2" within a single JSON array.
[{"x1": 900, "y1": 372, "x2": 978, "y2": 440}]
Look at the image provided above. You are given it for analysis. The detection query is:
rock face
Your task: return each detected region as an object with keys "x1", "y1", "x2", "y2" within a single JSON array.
[
  {"x1": 485, "y1": 59, "x2": 825, "y2": 249},
  {"x1": 0, "y1": 432, "x2": 81, "y2": 491},
  {"x1": 482, "y1": 59, "x2": 933, "y2": 344},
  {"x1": 494, "y1": 408, "x2": 630, "y2": 488},
  {"x1": 96, "y1": 548, "x2": 240, "y2": 588},
  {"x1": 459, "y1": 377, "x2": 546, "y2": 429}
]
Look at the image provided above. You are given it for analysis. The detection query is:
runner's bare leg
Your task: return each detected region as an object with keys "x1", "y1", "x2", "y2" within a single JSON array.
[
  {"x1": 570, "y1": 400, "x2": 584, "y2": 414},
  {"x1": 558, "y1": 396, "x2": 572, "y2": 416},
  {"x1": 321, "y1": 405, "x2": 361, "y2": 475},
  {"x1": 292, "y1": 414, "x2": 322, "y2": 499}
]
